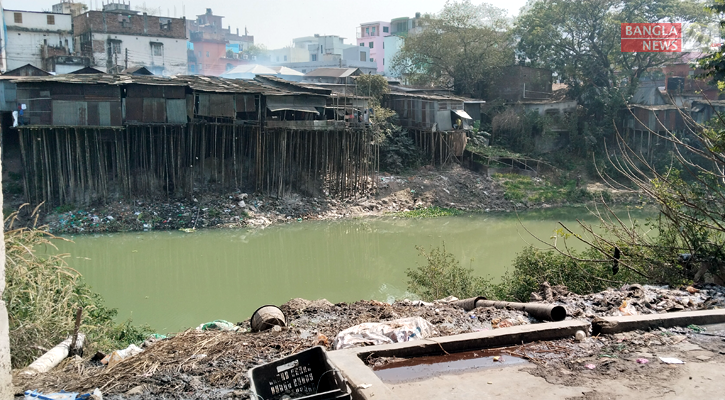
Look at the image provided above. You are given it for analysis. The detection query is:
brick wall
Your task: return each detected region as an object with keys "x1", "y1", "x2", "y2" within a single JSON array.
[{"x1": 74, "y1": 11, "x2": 186, "y2": 39}]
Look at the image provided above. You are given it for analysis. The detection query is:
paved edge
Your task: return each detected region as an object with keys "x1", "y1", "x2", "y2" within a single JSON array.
[
  {"x1": 592, "y1": 308, "x2": 725, "y2": 335},
  {"x1": 327, "y1": 320, "x2": 590, "y2": 400}
]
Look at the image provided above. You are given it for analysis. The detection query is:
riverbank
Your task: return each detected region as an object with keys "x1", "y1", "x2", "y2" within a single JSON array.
[
  {"x1": 38, "y1": 164, "x2": 643, "y2": 234},
  {"x1": 11, "y1": 283, "x2": 725, "y2": 399}
]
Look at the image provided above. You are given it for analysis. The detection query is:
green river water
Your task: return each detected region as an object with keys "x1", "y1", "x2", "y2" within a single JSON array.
[{"x1": 53, "y1": 207, "x2": 648, "y2": 333}]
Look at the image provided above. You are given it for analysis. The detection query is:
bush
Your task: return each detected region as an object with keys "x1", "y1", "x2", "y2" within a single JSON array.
[
  {"x1": 3, "y1": 207, "x2": 152, "y2": 368},
  {"x1": 406, "y1": 243, "x2": 493, "y2": 301}
]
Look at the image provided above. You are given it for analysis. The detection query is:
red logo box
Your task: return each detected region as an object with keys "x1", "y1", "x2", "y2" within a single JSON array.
[{"x1": 621, "y1": 23, "x2": 681, "y2": 52}]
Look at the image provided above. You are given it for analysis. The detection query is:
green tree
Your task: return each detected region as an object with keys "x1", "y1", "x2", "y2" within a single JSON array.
[
  {"x1": 354, "y1": 74, "x2": 390, "y2": 106},
  {"x1": 517, "y1": 0, "x2": 711, "y2": 153},
  {"x1": 391, "y1": 0, "x2": 514, "y2": 96}
]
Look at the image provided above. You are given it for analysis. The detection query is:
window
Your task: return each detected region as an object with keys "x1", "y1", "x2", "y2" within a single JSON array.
[
  {"x1": 283, "y1": 55, "x2": 287, "y2": 61},
  {"x1": 320, "y1": 45, "x2": 323, "y2": 54},
  {"x1": 13, "y1": 13, "x2": 22, "y2": 23},
  {"x1": 370, "y1": 58, "x2": 374, "y2": 62},
  {"x1": 360, "y1": 42, "x2": 364, "y2": 47},
  {"x1": 365, "y1": 27, "x2": 369, "y2": 36},
  {"x1": 159, "y1": 18, "x2": 171, "y2": 30},
  {"x1": 109, "y1": 41, "x2": 121, "y2": 55},
  {"x1": 47, "y1": 15, "x2": 55, "y2": 25},
  {"x1": 311, "y1": 54, "x2": 317, "y2": 61},
  {"x1": 383, "y1": 26, "x2": 389, "y2": 33},
  {"x1": 383, "y1": 58, "x2": 385, "y2": 65},
  {"x1": 206, "y1": 51, "x2": 210, "y2": 57},
  {"x1": 151, "y1": 42, "x2": 163, "y2": 56},
  {"x1": 383, "y1": 42, "x2": 385, "y2": 49},
  {"x1": 360, "y1": 51, "x2": 366, "y2": 62},
  {"x1": 369, "y1": 42, "x2": 373, "y2": 48}
]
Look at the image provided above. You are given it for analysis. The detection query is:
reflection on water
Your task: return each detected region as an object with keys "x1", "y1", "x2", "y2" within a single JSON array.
[{"x1": 52, "y1": 207, "x2": 652, "y2": 333}]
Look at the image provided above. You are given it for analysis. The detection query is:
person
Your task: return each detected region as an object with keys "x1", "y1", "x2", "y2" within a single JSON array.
[{"x1": 455, "y1": 118, "x2": 462, "y2": 130}]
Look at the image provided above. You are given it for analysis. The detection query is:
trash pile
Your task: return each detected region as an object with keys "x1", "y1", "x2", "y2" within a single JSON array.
[
  {"x1": 13, "y1": 283, "x2": 725, "y2": 399},
  {"x1": 547, "y1": 283, "x2": 725, "y2": 319}
]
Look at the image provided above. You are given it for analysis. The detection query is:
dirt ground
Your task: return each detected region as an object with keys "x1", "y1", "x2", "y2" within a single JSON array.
[{"x1": 11, "y1": 284, "x2": 725, "y2": 399}]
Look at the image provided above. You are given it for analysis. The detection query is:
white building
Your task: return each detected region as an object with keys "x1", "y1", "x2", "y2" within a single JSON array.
[
  {"x1": 2, "y1": 9, "x2": 75, "y2": 73},
  {"x1": 268, "y1": 34, "x2": 377, "y2": 74},
  {"x1": 74, "y1": 4, "x2": 187, "y2": 75}
]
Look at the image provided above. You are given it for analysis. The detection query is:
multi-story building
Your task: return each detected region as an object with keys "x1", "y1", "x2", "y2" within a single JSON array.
[
  {"x1": 73, "y1": 1, "x2": 188, "y2": 75},
  {"x1": 268, "y1": 34, "x2": 377, "y2": 74},
  {"x1": 356, "y1": 21, "x2": 390, "y2": 73},
  {"x1": 186, "y1": 8, "x2": 253, "y2": 74},
  {"x1": 383, "y1": 13, "x2": 424, "y2": 77},
  {"x1": 1, "y1": 9, "x2": 78, "y2": 73}
]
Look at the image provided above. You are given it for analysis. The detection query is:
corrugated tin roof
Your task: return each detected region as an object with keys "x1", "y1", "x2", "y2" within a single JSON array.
[
  {"x1": 12, "y1": 74, "x2": 328, "y2": 97},
  {"x1": 304, "y1": 68, "x2": 360, "y2": 78}
]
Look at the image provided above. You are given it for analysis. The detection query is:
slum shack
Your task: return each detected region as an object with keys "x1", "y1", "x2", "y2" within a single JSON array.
[
  {"x1": 11, "y1": 74, "x2": 377, "y2": 207},
  {"x1": 387, "y1": 90, "x2": 473, "y2": 164}
]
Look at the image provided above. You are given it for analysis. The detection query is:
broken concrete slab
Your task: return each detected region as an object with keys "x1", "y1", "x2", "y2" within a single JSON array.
[
  {"x1": 592, "y1": 309, "x2": 725, "y2": 335},
  {"x1": 328, "y1": 320, "x2": 590, "y2": 400}
]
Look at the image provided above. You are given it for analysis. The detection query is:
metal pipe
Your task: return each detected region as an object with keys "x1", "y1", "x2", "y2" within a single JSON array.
[{"x1": 474, "y1": 299, "x2": 567, "y2": 322}]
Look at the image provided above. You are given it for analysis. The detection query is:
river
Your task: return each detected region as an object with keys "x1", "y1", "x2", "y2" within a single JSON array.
[{"x1": 53, "y1": 207, "x2": 650, "y2": 333}]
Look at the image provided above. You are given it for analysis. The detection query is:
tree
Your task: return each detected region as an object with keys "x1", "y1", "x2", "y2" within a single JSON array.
[
  {"x1": 354, "y1": 74, "x2": 390, "y2": 106},
  {"x1": 517, "y1": 0, "x2": 712, "y2": 154},
  {"x1": 391, "y1": 0, "x2": 514, "y2": 96}
]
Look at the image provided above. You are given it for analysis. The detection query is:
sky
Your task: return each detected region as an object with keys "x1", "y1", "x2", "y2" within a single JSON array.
[{"x1": 2, "y1": 0, "x2": 529, "y2": 49}]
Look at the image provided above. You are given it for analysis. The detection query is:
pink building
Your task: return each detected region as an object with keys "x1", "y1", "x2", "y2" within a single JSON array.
[{"x1": 356, "y1": 21, "x2": 390, "y2": 73}]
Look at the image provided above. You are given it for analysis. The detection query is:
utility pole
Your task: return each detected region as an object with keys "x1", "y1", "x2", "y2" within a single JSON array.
[
  {"x1": 0, "y1": 121, "x2": 12, "y2": 400},
  {"x1": 125, "y1": 48, "x2": 128, "y2": 70}
]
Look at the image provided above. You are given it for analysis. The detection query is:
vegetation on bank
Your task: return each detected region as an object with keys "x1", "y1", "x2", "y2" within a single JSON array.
[
  {"x1": 394, "y1": 206, "x2": 464, "y2": 218},
  {"x1": 3, "y1": 206, "x2": 152, "y2": 368},
  {"x1": 494, "y1": 173, "x2": 613, "y2": 205}
]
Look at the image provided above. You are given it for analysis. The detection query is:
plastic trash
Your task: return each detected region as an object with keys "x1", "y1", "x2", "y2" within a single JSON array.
[
  {"x1": 196, "y1": 320, "x2": 239, "y2": 332},
  {"x1": 659, "y1": 357, "x2": 685, "y2": 364},
  {"x1": 636, "y1": 358, "x2": 649, "y2": 364},
  {"x1": 101, "y1": 344, "x2": 143, "y2": 368},
  {"x1": 332, "y1": 317, "x2": 436, "y2": 350},
  {"x1": 618, "y1": 300, "x2": 638, "y2": 316},
  {"x1": 584, "y1": 364, "x2": 596, "y2": 370},
  {"x1": 25, "y1": 391, "x2": 78, "y2": 400}
]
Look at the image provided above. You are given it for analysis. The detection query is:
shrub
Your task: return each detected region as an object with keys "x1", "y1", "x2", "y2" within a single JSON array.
[
  {"x1": 3, "y1": 206, "x2": 152, "y2": 368},
  {"x1": 406, "y1": 243, "x2": 493, "y2": 301}
]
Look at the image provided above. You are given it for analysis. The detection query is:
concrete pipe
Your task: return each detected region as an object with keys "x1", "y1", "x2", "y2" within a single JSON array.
[
  {"x1": 474, "y1": 299, "x2": 567, "y2": 322},
  {"x1": 452, "y1": 296, "x2": 487, "y2": 311}
]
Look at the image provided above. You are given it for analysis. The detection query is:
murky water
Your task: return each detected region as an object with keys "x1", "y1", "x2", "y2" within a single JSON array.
[{"x1": 52, "y1": 207, "x2": 650, "y2": 333}]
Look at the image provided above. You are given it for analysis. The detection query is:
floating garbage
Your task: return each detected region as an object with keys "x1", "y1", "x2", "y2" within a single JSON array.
[{"x1": 332, "y1": 316, "x2": 436, "y2": 350}]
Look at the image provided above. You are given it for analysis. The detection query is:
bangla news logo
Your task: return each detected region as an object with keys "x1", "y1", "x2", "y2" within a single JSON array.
[{"x1": 621, "y1": 23, "x2": 681, "y2": 52}]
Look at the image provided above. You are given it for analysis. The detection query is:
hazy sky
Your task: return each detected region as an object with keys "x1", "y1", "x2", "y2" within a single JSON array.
[{"x1": 3, "y1": 0, "x2": 529, "y2": 49}]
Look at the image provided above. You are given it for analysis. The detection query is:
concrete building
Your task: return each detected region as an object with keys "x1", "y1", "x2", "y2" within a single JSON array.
[
  {"x1": 2, "y1": 9, "x2": 76, "y2": 73},
  {"x1": 52, "y1": 0, "x2": 86, "y2": 17},
  {"x1": 356, "y1": 21, "x2": 390, "y2": 73},
  {"x1": 186, "y1": 8, "x2": 254, "y2": 73},
  {"x1": 268, "y1": 34, "x2": 377, "y2": 74},
  {"x1": 73, "y1": 2, "x2": 187, "y2": 75}
]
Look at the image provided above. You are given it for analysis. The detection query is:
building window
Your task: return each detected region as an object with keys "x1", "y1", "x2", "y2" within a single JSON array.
[
  {"x1": 47, "y1": 15, "x2": 55, "y2": 25},
  {"x1": 383, "y1": 42, "x2": 385, "y2": 49},
  {"x1": 383, "y1": 26, "x2": 389, "y2": 33},
  {"x1": 360, "y1": 51, "x2": 366, "y2": 62},
  {"x1": 13, "y1": 13, "x2": 22, "y2": 23},
  {"x1": 360, "y1": 42, "x2": 364, "y2": 47},
  {"x1": 152, "y1": 42, "x2": 163, "y2": 56},
  {"x1": 383, "y1": 58, "x2": 385, "y2": 65},
  {"x1": 370, "y1": 58, "x2": 374, "y2": 62},
  {"x1": 109, "y1": 41, "x2": 121, "y2": 55},
  {"x1": 206, "y1": 51, "x2": 210, "y2": 57},
  {"x1": 311, "y1": 54, "x2": 317, "y2": 61},
  {"x1": 365, "y1": 27, "x2": 369, "y2": 36},
  {"x1": 320, "y1": 45, "x2": 323, "y2": 54},
  {"x1": 369, "y1": 42, "x2": 373, "y2": 48},
  {"x1": 372, "y1": 27, "x2": 376, "y2": 35},
  {"x1": 284, "y1": 55, "x2": 287, "y2": 61},
  {"x1": 159, "y1": 18, "x2": 171, "y2": 30}
]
